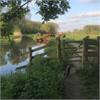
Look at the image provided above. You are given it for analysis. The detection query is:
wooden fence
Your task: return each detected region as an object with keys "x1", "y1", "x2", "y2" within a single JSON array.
[
  {"x1": 16, "y1": 44, "x2": 47, "y2": 70},
  {"x1": 63, "y1": 40, "x2": 83, "y2": 62},
  {"x1": 16, "y1": 36, "x2": 100, "y2": 70},
  {"x1": 29, "y1": 44, "x2": 47, "y2": 63},
  {"x1": 57, "y1": 36, "x2": 100, "y2": 66},
  {"x1": 83, "y1": 36, "x2": 100, "y2": 65}
]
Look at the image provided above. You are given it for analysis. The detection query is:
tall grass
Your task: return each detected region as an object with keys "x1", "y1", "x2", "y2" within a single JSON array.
[{"x1": 78, "y1": 61, "x2": 99, "y2": 99}]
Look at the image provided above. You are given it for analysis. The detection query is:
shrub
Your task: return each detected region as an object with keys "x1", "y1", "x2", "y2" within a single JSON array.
[
  {"x1": 79, "y1": 62, "x2": 99, "y2": 99},
  {"x1": 1, "y1": 56, "x2": 64, "y2": 99},
  {"x1": 1, "y1": 72, "x2": 26, "y2": 99},
  {"x1": 20, "y1": 56, "x2": 63, "y2": 99}
]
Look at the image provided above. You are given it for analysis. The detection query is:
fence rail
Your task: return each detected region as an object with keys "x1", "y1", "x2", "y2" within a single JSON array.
[
  {"x1": 83, "y1": 36, "x2": 100, "y2": 65},
  {"x1": 57, "y1": 36, "x2": 100, "y2": 66},
  {"x1": 29, "y1": 44, "x2": 47, "y2": 62}
]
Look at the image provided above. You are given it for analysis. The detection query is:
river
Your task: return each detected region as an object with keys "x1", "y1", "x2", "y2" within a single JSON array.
[{"x1": 0, "y1": 36, "x2": 45, "y2": 75}]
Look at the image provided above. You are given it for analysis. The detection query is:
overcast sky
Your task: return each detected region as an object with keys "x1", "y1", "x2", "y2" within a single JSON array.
[{"x1": 28, "y1": 0, "x2": 100, "y2": 32}]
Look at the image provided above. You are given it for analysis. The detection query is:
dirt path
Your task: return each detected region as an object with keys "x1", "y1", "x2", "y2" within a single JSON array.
[{"x1": 63, "y1": 63, "x2": 84, "y2": 99}]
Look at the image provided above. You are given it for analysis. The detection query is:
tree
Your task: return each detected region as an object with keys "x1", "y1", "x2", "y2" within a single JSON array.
[
  {"x1": 40, "y1": 22, "x2": 58, "y2": 34},
  {"x1": 0, "y1": 0, "x2": 70, "y2": 36},
  {"x1": 84, "y1": 25, "x2": 100, "y2": 34}
]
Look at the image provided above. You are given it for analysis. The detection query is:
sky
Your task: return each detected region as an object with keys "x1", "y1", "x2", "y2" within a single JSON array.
[{"x1": 27, "y1": 0, "x2": 100, "y2": 32}]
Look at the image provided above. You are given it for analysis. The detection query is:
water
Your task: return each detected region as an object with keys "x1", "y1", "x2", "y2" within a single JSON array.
[{"x1": 0, "y1": 36, "x2": 45, "y2": 75}]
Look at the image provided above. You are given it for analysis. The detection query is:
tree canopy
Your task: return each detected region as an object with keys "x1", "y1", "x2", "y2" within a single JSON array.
[
  {"x1": 0, "y1": 0, "x2": 70, "y2": 21},
  {"x1": 18, "y1": 19, "x2": 58, "y2": 34},
  {"x1": 0, "y1": 0, "x2": 70, "y2": 35}
]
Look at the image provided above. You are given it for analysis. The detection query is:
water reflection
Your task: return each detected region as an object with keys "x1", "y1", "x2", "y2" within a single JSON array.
[{"x1": 0, "y1": 36, "x2": 34, "y2": 74}]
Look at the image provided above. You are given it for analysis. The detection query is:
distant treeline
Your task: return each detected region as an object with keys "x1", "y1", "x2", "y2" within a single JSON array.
[
  {"x1": 18, "y1": 19, "x2": 58, "y2": 34},
  {"x1": 65, "y1": 25, "x2": 100, "y2": 34},
  {"x1": 0, "y1": 18, "x2": 58, "y2": 36}
]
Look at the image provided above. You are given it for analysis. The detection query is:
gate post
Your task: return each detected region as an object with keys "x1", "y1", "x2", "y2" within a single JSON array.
[
  {"x1": 97, "y1": 36, "x2": 100, "y2": 66},
  {"x1": 82, "y1": 36, "x2": 89, "y2": 65},
  {"x1": 29, "y1": 47, "x2": 32, "y2": 63},
  {"x1": 57, "y1": 36, "x2": 62, "y2": 62}
]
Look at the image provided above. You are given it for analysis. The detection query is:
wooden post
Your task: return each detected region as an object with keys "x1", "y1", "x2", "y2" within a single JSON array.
[
  {"x1": 83, "y1": 36, "x2": 89, "y2": 65},
  {"x1": 97, "y1": 36, "x2": 100, "y2": 66},
  {"x1": 57, "y1": 36, "x2": 62, "y2": 62},
  {"x1": 29, "y1": 47, "x2": 32, "y2": 63},
  {"x1": 62, "y1": 39, "x2": 65, "y2": 62}
]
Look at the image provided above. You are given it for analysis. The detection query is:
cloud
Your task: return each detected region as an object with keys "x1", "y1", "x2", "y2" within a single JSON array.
[
  {"x1": 29, "y1": 0, "x2": 36, "y2": 8},
  {"x1": 50, "y1": 11, "x2": 100, "y2": 25},
  {"x1": 71, "y1": 11, "x2": 100, "y2": 21},
  {"x1": 68, "y1": 19, "x2": 80, "y2": 23},
  {"x1": 79, "y1": 0, "x2": 100, "y2": 3},
  {"x1": 49, "y1": 19, "x2": 64, "y2": 24},
  {"x1": 62, "y1": 12, "x2": 100, "y2": 31},
  {"x1": 49, "y1": 11, "x2": 100, "y2": 32}
]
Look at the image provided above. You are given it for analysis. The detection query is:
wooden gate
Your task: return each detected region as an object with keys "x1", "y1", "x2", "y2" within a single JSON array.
[
  {"x1": 62, "y1": 40, "x2": 83, "y2": 63},
  {"x1": 57, "y1": 36, "x2": 100, "y2": 66}
]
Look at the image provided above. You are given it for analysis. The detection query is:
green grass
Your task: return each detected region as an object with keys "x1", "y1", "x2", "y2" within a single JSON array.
[
  {"x1": 1, "y1": 33, "x2": 100, "y2": 44},
  {"x1": 64, "y1": 33, "x2": 100, "y2": 40},
  {"x1": 78, "y1": 62, "x2": 99, "y2": 99},
  {"x1": 1, "y1": 39, "x2": 64, "y2": 99}
]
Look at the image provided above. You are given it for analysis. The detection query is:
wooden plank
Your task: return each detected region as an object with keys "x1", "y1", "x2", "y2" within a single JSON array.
[
  {"x1": 64, "y1": 40, "x2": 82, "y2": 44},
  {"x1": 87, "y1": 52, "x2": 97, "y2": 56},
  {"x1": 16, "y1": 65, "x2": 27, "y2": 70},
  {"x1": 64, "y1": 45, "x2": 83, "y2": 50},
  {"x1": 31, "y1": 52, "x2": 47, "y2": 58},
  {"x1": 31, "y1": 45, "x2": 47, "y2": 52},
  {"x1": 64, "y1": 47, "x2": 83, "y2": 51},
  {"x1": 29, "y1": 45, "x2": 47, "y2": 63},
  {"x1": 64, "y1": 47, "x2": 77, "y2": 50},
  {"x1": 87, "y1": 46, "x2": 96, "y2": 50},
  {"x1": 88, "y1": 49, "x2": 96, "y2": 52},
  {"x1": 69, "y1": 59, "x2": 81, "y2": 62},
  {"x1": 71, "y1": 55, "x2": 82, "y2": 58},
  {"x1": 72, "y1": 51, "x2": 83, "y2": 53},
  {"x1": 86, "y1": 39, "x2": 97, "y2": 45},
  {"x1": 78, "y1": 47, "x2": 83, "y2": 49}
]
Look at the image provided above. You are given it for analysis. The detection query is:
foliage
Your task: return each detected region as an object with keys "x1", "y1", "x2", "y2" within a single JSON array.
[
  {"x1": 1, "y1": 57, "x2": 64, "y2": 99},
  {"x1": 79, "y1": 62, "x2": 99, "y2": 99},
  {"x1": 18, "y1": 19, "x2": 42, "y2": 34},
  {"x1": 64, "y1": 28, "x2": 100, "y2": 41},
  {"x1": 1, "y1": 72, "x2": 27, "y2": 99},
  {"x1": 0, "y1": 17, "x2": 58, "y2": 35},
  {"x1": 41, "y1": 22, "x2": 58, "y2": 34},
  {"x1": 20, "y1": 57, "x2": 63, "y2": 99},
  {"x1": 84, "y1": 25, "x2": 100, "y2": 34},
  {"x1": 0, "y1": 0, "x2": 70, "y2": 36},
  {"x1": 36, "y1": 0, "x2": 70, "y2": 21},
  {"x1": 45, "y1": 38, "x2": 58, "y2": 59},
  {"x1": 1, "y1": 40, "x2": 64, "y2": 99},
  {"x1": 19, "y1": 19, "x2": 58, "y2": 34}
]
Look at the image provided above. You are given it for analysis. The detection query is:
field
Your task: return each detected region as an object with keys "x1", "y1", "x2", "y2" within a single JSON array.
[
  {"x1": 1, "y1": 32, "x2": 100, "y2": 43},
  {"x1": 64, "y1": 33, "x2": 100, "y2": 40}
]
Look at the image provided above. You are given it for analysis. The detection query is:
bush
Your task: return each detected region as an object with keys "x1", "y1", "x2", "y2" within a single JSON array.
[
  {"x1": 21, "y1": 57, "x2": 63, "y2": 99},
  {"x1": 1, "y1": 56, "x2": 64, "y2": 99},
  {"x1": 79, "y1": 62, "x2": 99, "y2": 99},
  {"x1": 1, "y1": 72, "x2": 26, "y2": 99}
]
